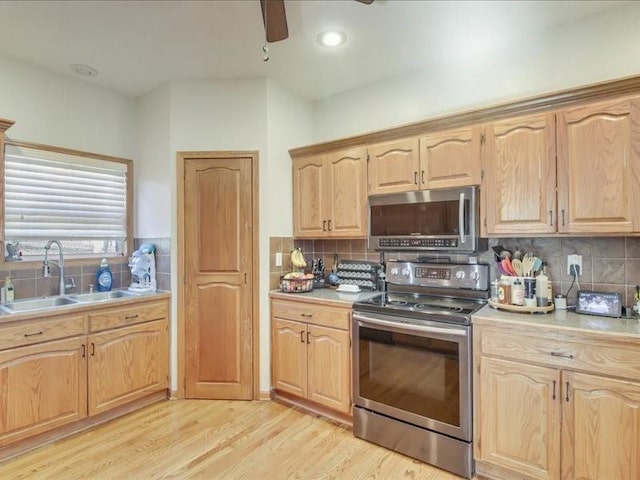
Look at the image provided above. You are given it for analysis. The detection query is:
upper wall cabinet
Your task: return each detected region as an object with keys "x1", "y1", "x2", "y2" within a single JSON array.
[
  {"x1": 482, "y1": 112, "x2": 557, "y2": 235},
  {"x1": 292, "y1": 147, "x2": 367, "y2": 239},
  {"x1": 557, "y1": 96, "x2": 640, "y2": 234},
  {"x1": 420, "y1": 126, "x2": 482, "y2": 190},
  {"x1": 367, "y1": 138, "x2": 420, "y2": 195},
  {"x1": 367, "y1": 127, "x2": 481, "y2": 196}
]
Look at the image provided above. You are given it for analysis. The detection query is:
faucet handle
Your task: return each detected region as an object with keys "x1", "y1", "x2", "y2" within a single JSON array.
[
  {"x1": 89, "y1": 284, "x2": 94, "y2": 293},
  {"x1": 64, "y1": 277, "x2": 76, "y2": 291}
]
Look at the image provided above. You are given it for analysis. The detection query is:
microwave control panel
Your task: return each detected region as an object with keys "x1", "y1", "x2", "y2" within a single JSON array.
[{"x1": 377, "y1": 238, "x2": 458, "y2": 248}]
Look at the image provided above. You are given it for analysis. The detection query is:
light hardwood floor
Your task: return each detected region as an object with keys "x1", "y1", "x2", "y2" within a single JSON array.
[{"x1": 0, "y1": 400, "x2": 464, "y2": 479}]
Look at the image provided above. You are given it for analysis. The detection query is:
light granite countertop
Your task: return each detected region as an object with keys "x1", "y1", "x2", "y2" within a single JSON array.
[
  {"x1": 473, "y1": 304, "x2": 640, "y2": 339},
  {"x1": 270, "y1": 287, "x2": 381, "y2": 307}
]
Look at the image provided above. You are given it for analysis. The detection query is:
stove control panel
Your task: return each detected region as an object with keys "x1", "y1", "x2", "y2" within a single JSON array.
[{"x1": 387, "y1": 261, "x2": 489, "y2": 290}]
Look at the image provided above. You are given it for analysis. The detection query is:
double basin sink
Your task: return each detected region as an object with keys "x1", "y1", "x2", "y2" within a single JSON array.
[{"x1": 0, "y1": 290, "x2": 141, "y2": 314}]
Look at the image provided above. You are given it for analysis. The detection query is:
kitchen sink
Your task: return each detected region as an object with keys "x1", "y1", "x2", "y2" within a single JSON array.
[
  {"x1": 70, "y1": 290, "x2": 140, "y2": 302},
  {"x1": 0, "y1": 296, "x2": 79, "y2": 314}
]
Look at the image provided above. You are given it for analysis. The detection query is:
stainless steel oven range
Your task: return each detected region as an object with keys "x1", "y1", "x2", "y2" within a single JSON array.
[{"x1": 352, "y1": 260, "x2": 489, "y2": 479}]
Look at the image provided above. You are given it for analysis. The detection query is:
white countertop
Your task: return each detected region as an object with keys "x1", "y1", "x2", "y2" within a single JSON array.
[
  {"x1": 473, "y1": 304, "x2": 640, "y2": 339},
  {"x1": 270, "y1": 287, "x2": 380, "y2": 306}
]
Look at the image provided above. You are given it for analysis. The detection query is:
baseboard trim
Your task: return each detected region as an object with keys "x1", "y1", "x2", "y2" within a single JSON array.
[
  {"x1": 258, "y1": 390, "x2": 272, "y2": 401},
  {"x1": 272, "y1": 390, "x2": 352, "y2": 428}
]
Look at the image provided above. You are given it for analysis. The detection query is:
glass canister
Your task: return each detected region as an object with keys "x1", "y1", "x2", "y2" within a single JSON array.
[
  {"x1": 490, "y1": 279, "x2": 500, "y2": 302},
  {"x1": 498, "y1": 278, "x2": 511, "y2": 305}
]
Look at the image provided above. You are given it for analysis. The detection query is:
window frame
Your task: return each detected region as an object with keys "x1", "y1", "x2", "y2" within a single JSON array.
[{"x1": 1, "y1": 138, "x2": 133, "y2": 267}]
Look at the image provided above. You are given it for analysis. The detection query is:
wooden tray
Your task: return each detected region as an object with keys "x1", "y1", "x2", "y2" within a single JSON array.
[{"x1": 488, "y1": 299, "x2": 554, "y2": 314}]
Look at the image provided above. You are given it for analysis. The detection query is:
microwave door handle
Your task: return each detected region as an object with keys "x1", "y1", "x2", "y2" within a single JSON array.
[{"x1": 459, "y1": 192, "x2": 466, "y2": 244}]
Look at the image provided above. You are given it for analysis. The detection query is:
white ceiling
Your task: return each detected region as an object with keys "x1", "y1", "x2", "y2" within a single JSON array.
[{"x1": 0, "y1": 0, "x2": 630, "y2": 100}]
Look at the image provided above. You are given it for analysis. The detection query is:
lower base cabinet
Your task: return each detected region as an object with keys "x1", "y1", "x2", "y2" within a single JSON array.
[
  {"x1": 271, "y1": 298, "x2": 351, "y2": 415},
  {"x1": 474, "y1": 320, "x2": 640, "y2": 480},
  {"x1": 0, "y1": 297, "x2": 169, "y2": 452}
]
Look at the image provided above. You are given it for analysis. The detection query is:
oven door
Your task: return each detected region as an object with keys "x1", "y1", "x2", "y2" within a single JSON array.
[{"x1": 352, "y1": 311, "x2": 472, "y2": 441}]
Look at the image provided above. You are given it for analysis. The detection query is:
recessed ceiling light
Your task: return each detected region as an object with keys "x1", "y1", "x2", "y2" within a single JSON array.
[
  {"x1": 70, "y1": 64, "x2": 98, "y2": 76},
  {"x1": 317, "y1": 31, "x2": 347, "y2": 48}
]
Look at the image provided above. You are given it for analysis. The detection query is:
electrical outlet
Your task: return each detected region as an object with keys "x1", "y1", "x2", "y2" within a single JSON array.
[
  {"x1": 275, "y1": 252, "x2": 283, "y2": 267},
  {"x1": 567, "y1": 254, "x2": 583, "y2": 276}
]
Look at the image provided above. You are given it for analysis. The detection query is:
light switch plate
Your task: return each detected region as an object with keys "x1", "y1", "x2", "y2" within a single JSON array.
[{"x1": 275, "y1": 252, "x2": 283, "y2": 267}]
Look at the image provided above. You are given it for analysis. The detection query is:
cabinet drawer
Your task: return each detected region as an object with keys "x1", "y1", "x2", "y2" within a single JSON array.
[
  {"x1": 479, "y1": 328, "x2": 640, "y2": 381},
  {"x1": 0, "y1": 314, "x2": 86, "y2": 350},
  {"x1": 272, "y1": 299, "x2": 350, "y2": 330},
  {"x1": 89, "y1": 300, "x2": 168, "y2": 332}
]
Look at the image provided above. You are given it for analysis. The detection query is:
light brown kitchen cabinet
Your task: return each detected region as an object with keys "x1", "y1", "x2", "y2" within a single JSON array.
[
  {"x1": 474, "y1": 319, "x2": 640, "y2": 480},
  {"x1": 482, "y1": 113, "x2": 556, "y2": 235},
  {"x1": 271, "y1": 298, "x2": 351, "y2": 415},
  {"x1": 367, "y1": 137, "x2": 420, "y2": 195},
  {"x1": 420, "y1": 126, "x2": 482, "y2": 190},
  {"x1": 88, "y1": 319, "x2": 168, "y2": 416},
  {"x1": 292, "y1": 147, "x2": 367, "y2": 238},
  {"x1": 557, "y1": 95, "x2": 640, "y2": 233},
  {"x1": 0, "y1": 336, "x2": 87, "y2": 448}
]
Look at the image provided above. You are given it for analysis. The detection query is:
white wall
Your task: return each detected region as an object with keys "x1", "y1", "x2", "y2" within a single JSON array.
[
  {"x1": 135, "y1": 78, "x2": 313, "y2": 393},
  {"x1": 311, "y1": 2, "x2": 640, "y2": 142},
  {"x1": 0, "y1": 55, "x2": 136, "y2": 158}
]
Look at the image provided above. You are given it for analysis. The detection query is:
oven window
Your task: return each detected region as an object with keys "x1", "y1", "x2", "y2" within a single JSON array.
[
  {"x1": 358, "y1": 326, "x2": 461, "y2": 427},
  {"x1": 370, "y1": 199, "x2": 469, "y2": 236}
]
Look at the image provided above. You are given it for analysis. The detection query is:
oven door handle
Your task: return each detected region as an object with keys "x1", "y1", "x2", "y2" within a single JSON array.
[
  {"x1": 353, "y1": 313, "x2": 468, "y2": 337},
  {"x1": 459, "y1": 191, "x2": 466, "y2": 245}
]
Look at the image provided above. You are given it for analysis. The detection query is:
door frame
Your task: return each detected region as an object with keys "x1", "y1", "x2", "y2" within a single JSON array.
[{"x1": 176, "y1": 150, "x2": 260, "y2": 400}]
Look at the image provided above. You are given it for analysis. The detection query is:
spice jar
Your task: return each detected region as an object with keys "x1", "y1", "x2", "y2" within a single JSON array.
[
  {"x1": 498, "y1": 278, "x2": 511, "y2": 305},
  {"x1": 490, "y1": 279, "x2": 500, "y2": 302},
  {"x1": 511, "y1": 278, "x2": 524, "y2": 306}
]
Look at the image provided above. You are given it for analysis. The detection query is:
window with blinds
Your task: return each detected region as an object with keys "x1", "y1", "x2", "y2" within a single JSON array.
[{"x1": 3, "y1": 143, "x2": 131, "y2": 258}]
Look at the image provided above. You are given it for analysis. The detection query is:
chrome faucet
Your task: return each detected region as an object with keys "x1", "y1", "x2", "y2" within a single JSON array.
[{"x1": 43, "y1": 240, "x2": 74, "y2": 296}]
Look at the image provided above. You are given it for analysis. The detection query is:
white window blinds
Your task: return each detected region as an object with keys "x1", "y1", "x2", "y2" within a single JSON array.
[{"x1": 4, "y1": 144, "x2": 128, "y2": 240}]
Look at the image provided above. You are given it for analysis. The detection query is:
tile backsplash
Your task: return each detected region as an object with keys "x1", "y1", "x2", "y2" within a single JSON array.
[
  {"x1": 271, "y1": 235, "x2": 640, "y2": 308},
  {"x1": 1, "y1": 237, "x2": 171, "y2": 300}
]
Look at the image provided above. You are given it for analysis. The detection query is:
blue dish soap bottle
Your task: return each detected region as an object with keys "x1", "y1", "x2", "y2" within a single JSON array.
[{"x1": 96, "y1": 258, "x2": 113, "y2": 292}]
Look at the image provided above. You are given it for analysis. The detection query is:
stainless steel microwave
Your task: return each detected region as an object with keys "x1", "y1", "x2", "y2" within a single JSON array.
[{"x1": 368, "y1": 186, "x2": 486, "y2": 253}]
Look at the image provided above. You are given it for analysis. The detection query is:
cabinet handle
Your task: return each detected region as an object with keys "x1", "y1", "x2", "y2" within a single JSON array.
[
  {"x1": 322, "y1": 220, "x2": 327, "y2": 232},
  {"x1": 552, "y1": 380, "x2": 556, "y2": 400},
  {"x1": 562, "y1": 209, "x2": 565, "y2": 226},
  {"x1": 328, "y1": 220, "x2": 332, "y2": 231},
  {"x1": 23, "y1": 331, "x2": 44, "y2": 337},
  {"x1": 549, "y1": 210, "x2": 553, "y2": 226},
  {"x1": 300, "y1": 331, "x2": 305, "y2": 343},
  {"x1": 306, "y1": 331, "x2": 311, "y2": 344},
  {"x1": 565, "y1": 381, "x2": 570, "y2": 402},
  {"x1": 550, "y1": 351, "x2": 574, "y2": 359},
  {"x1": 300, "y1": 313, "x2": 312, "y2": 318},
  {"x1": 125, "y1": 314, "x2": 139, "y2": 320},
  {"x1": 81, "y1": 344, "x2": 86, "y2": 358},
  {"x1": 414, "y1": 171, "x2": 418, "y2": 185},
  {"x1": 90, "y1": 342, "x2": 95, "y2": 356}
]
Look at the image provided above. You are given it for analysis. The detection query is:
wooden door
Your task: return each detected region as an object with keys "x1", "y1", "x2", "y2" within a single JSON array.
[
  {"x1": 0, "y1": 337, "x2": 87, "y2": 447},
  {"x1": 557, "y1": 96, "x2": 640, "y2": 233},
  {"x1": 562, "y1": 371, "x2": 640, "y2": 480},
  {"x1": 479, "y1": 357, "x2": 561, "y2": 480},
  {"x1": 420, "y1": 126, "x2": 482, "y2": 189},
  {"x1": 271, "y1": 318, "x2": 307, "y2": 398},
  {"x1": 367, "y1": 138, "x2": 420, "y2": 195},
  {"x1": 307, "y1": 324, "x2": 351, "y2": 414},
  {"x1": 292, "y1": 155, "x2": 327, "y2": 238},
  {"x1": 183, "y1": 154, "x2": 255, "y2": 399},
  {"x1": 326, "y1": 147, "x2": 368, "y2": 237},
  {"x1": 88, "y1": 320, "x2": 168, "y2": 416},
  {"x1": 483, "y1": 113, "x2": 557, "y2": 235}
]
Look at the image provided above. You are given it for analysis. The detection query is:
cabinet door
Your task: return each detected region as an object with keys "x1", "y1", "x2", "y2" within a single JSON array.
[
  {"x1": 562, "y1": 371, "x2": 640, "y2": 480},
  {"x1": 483, "y1": 113, "x2": 556, "y2": 235},
  {"x1": 307, "y1": 324, "x2": 351, "y2": 414},
  {"x1": 326, "y1": 147, "x2": 368, "y2": 237},
  {"x1": 88, "y1": 320, "x2": 168, "y2": 416},
  {"x1": 292, "y1": 155, "x2": 327, "y2": 238},
  {"x1": 557, "y1": 96, "x2": 640, "y2": 233},
  {"x1": 478, "y1": 357, "x2": 561, "y2": 480},
  {"x1": 367, "y1": 138, "x2": 420, "y2": 195},
  {"x1": 272, "y1": 318, "x2": 307, "y2": 398},
  {"x1": 0, "y1": 337, "x2": 87, "y2": 447},
  {"x1": 420, "y1": 126, "x2": 481, "y2": 189}
]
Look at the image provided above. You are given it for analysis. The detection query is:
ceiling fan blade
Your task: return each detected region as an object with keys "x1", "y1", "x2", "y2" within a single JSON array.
[
  {"x1": 260, "y1": 0, "x2": 288, "y2": 43},
  {"x1": 355, "y1": 0, "x2": 374, "y2": 4}
]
